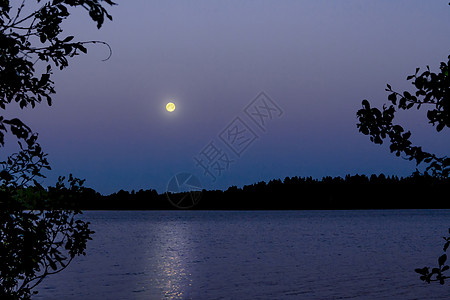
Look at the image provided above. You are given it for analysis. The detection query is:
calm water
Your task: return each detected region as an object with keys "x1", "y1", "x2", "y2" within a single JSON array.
[{"x1": 35, "y1": 210, "x2": 450, "y2": 299}]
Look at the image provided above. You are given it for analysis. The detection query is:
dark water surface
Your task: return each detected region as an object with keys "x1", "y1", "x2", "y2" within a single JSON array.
[{"x1": 35, "y1": 210, "x2": 450, "y2": 299}]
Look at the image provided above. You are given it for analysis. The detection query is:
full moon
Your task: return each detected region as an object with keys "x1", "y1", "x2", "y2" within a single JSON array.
[{"x1": 166, "y1": 102, "x2": 175, "y2": 112}]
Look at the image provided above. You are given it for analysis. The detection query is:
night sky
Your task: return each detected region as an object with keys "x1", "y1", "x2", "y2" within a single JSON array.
[{"x1": 6, "y1": 1, "x2": 450, "y2": 195}]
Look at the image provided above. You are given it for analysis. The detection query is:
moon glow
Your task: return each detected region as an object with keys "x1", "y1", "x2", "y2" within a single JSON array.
[{"x1": 166, "y1": 102, "x2": 176, "y2": 112}]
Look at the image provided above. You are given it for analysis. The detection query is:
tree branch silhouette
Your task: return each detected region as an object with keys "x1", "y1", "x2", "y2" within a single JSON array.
[
  {"x1": 1, "y1": 1, "x2": 115, "y2": 298},
  {"x1": 357, "y1": 54, "x2": 449, "y2": 284}
]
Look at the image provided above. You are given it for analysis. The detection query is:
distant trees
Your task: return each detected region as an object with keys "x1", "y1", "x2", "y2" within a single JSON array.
[
  {"x1": 69, "y1": 174, "x2": 449, "y2": 210},
  {"x1": 0, "y1": 1, "x2": 114, "y2": 298}
]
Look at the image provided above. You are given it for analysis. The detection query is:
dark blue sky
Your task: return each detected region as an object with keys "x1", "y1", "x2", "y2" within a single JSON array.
[{"x1": 7, "y1": 1, "x2": 450, "y2": 194}]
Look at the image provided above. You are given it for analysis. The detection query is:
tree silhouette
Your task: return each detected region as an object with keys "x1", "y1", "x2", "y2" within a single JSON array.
[
  {"x1": 0, "y1": 1, "x2": 114, "y2": 298},
  {"x1": 356, "y1": 53, "x2": 449, "y2": 284},
  {"x1": 82, "y1": 174, "x2": 448, "y2": 210},
  {"x1": 0, "y1": 175, "x2": 95, "y2": 299},
  {"x1": 415, "y1": 228, "x2": 450, "y2": 285},
  {"x1": 356, "y1": 55, "x2": 449, "y2": 178}
]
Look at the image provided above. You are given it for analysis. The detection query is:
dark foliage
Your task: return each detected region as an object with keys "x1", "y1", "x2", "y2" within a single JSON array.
[
  {"x1": 357, "y1": 55, "x2": 449, "y2": 178},
  {"x1": 415, "y1": 228, "x2": 450, "y2": 285},
  {"x1": 1, "y1": 1, "x2": 114, "y2": 298},
  {"x1": 0, "y1": 176, "x2": 94, "y2": 299},
  {"x1": 1, "y1": 0, "x2": 115, "y2": 152},
  {"x1": 356, "y1": 50, "x2": 449, "y2": 285}
]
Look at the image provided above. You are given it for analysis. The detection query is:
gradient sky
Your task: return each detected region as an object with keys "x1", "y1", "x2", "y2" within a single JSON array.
[{"x1": 4, "y1": 0, "x2": 450, "y2": 195}]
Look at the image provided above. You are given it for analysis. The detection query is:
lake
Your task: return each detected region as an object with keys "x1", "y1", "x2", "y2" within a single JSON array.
[{"x1": 35, "y1": 210, "x2": 450, "y2": 299}]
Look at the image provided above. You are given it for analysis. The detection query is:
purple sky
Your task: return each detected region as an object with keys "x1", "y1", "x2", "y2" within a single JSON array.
[{"x1": 5, "y1": 1, "x2": 450, "y2": 195}]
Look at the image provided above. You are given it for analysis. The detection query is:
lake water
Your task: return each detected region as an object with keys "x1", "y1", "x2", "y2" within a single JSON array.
[{"x1": 35, "y1": 210, "x2": 450, "y2": 299}]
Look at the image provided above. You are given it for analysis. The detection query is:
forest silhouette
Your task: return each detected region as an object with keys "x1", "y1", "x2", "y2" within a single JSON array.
[{"x1": 35, "y1": 173, "x2": 450, "y2": 210}]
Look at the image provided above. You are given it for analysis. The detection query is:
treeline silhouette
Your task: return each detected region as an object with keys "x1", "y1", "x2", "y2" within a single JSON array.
[{"x1": 59, "y1": 173, "x2": 450, "y2": 210}]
